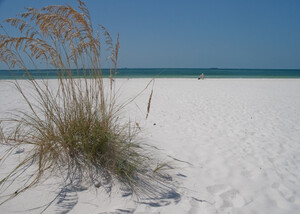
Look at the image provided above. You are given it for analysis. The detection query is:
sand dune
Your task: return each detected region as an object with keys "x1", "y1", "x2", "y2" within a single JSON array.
[{"x1": 0, "y1": 78, "x2": 300, "y2": 213}]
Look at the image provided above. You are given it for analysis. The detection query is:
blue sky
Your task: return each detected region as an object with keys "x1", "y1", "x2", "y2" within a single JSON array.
[{"x1": 0, "y1": 0, "x2": 300, "y2": 69}]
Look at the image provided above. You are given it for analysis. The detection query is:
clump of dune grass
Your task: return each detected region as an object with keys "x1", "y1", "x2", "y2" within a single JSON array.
[{"x1": 0, "y1": 0, "x2": 173, "y2": 205}]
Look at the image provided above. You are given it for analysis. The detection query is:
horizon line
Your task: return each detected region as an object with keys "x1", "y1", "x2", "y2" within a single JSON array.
[{"x1": 2, "y1": 67, "x2": 300, "y2": 71}]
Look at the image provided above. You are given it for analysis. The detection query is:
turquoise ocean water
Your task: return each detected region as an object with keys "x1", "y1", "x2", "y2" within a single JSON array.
[{"x1": 1, "y1": 68, "x2": 300, "y2": 79}]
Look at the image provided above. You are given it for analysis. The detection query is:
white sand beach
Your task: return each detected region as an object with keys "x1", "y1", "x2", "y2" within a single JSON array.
[{"x1": 0, "y1": 78, "x2": 300, "y2": 213}]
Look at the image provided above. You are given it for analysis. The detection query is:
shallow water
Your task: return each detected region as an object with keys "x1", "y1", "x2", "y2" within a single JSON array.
[{"x1": 1, "y1": 68, "x2": 300, "y2": 79}]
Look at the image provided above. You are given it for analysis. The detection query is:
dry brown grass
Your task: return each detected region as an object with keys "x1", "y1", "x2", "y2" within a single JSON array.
[{"x1": 0, "y1": 0, "x2": 173, "y2": 205}]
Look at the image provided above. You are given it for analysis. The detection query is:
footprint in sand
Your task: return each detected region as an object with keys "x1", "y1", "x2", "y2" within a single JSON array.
[
  {"x1": 271, "y1": 182, "x2": 296, "y2": 203},
  {"x1": 219, "y1": 189, "x2": 245, "y2": 208},
  {"x1": 206, "y1": 184, "x2": 246, "y2": 208}
]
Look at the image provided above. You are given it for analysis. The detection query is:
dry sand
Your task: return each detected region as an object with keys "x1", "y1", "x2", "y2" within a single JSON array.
[{"x1": 0, "y1": 78, "x2": 300, "y2": 213}]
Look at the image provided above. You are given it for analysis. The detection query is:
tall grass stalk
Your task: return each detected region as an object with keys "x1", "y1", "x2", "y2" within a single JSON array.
[{"x1": 0, "y1": 0, "x2": 172, "y2": 204}]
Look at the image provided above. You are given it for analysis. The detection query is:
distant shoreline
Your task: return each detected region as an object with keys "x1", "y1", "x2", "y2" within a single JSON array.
[{"x1": 1, "y1": 68, "x2": 300, "y2": 79}]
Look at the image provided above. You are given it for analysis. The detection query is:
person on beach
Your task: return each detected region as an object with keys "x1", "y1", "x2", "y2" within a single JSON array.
[
  {"x1": 198, "y1": 73, "x2": 205, "y2": 80},
  {"x1": 201, "y1": 73, "x2": 205, "y2": 79}
]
